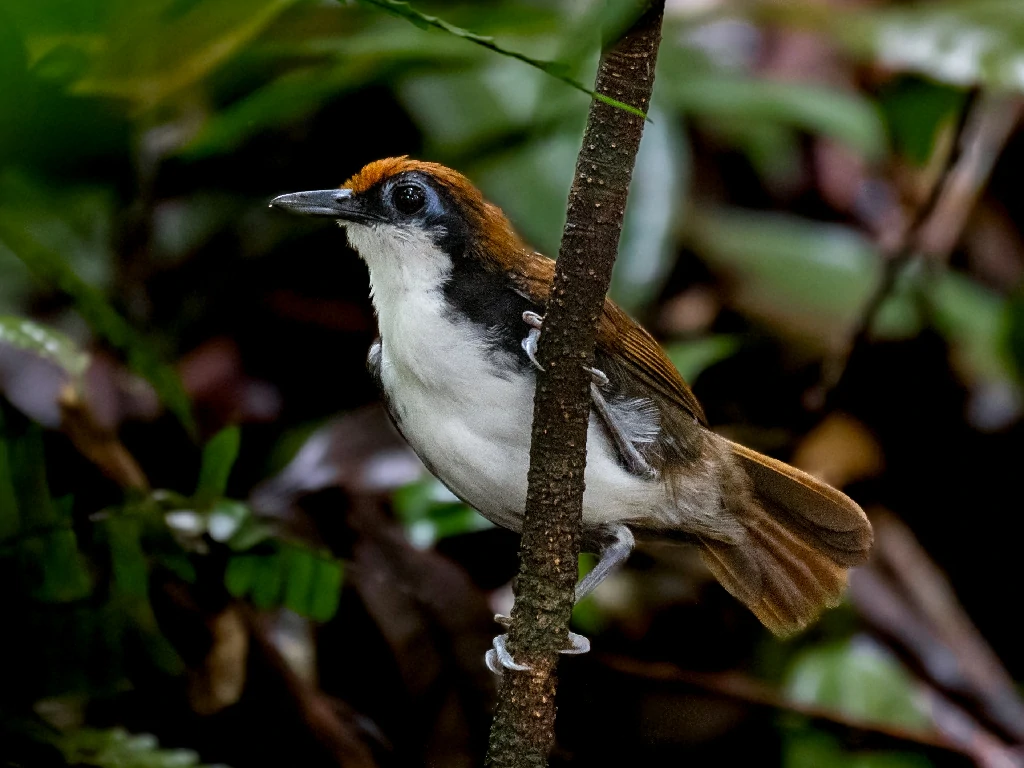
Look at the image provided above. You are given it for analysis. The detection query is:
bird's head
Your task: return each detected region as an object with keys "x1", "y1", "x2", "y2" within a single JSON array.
[{"x1": 270, "y1": 157, "x2": 525, "y2": 277}]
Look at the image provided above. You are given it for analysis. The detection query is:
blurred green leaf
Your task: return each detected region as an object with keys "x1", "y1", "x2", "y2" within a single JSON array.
[
  {"x1": 180, "y1": 63, "x2": 370, "y2": 158},
  {"x1": 783, "y1": 729, "x2": 933, "y2": 768},
  {"x1": 472, "y1": 129, "x2": 580, "y2": 256},
  {"x1": 0, "y1": 315, "x2": 90, "y2": 379},
  {"x1": 282, "y1": 545, "x2": 316, "y2": 617},
  {"x1": 249, "y1": 551, "x2": 284, "y2": 610},
  {"x1": 877, "y1": 77, "x2": 967, "y2": 165},
  {"x1": 224, "y1": 553, "x2": 260, "y2": 598},
  {"x1": 612, "y1": 103, "x2": 689, "y2": 313},
  {"x1": 308, "y1": 555, "x2": 343, "y2": 623},
  {"x1": 106, "y1": 516, "x2": 149, "y2": 599},
  {"x1": 929, "y1": 269, "x2": 1013, "y2": 383},
  {"x1": 358, "y1": 0, "x2": 647, "y2": 118},
  {"x1": 785, "y1": 639, "x2": 928, "y2": 728},
  {"x1": 663, "y1": 75, "x2": 887, "y2": 161},
  {"x1": 663, "y1": 335, "x2": 740, "y2": 384},
  {"x1": 687, "y1": 208, "x2": 920, "y2": 345},
  {"x1": 58, "y1": 726, "x2": 222, "y2": 768},
  {"x1": 31, "y1": 527, "x2": 92, "y2": 603},
  {"x1": 0, "y1": 409, "x2": 21, "y2": 542},
  {"x1": 0, "y1": 213, "x2": 194, "y2": 435},
  {"x1": 839, "y1": 0, "x2": 1024, "y2": 93},
  {"x1": 1005, "y1": 290, "x2": 1024, "y2": 382},
  {"x1": 74, "y1": 0, "x2": 298, "y2": 107},
  {"x1": 393, "y1": 476, "x2": 493, "y2": 548},
  {"x1": 196, "y1": 427, "x2": 240, "y2": 501}
]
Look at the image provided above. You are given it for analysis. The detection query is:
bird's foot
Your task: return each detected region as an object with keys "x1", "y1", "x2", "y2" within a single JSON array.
[
  {"x1": 520, "y1": 312, "x2": 610, "y2": 388},
  {"x1": 521, "y1": 311, "x2": 545, "y2": 372},
  {"x1": 484, "y1": 614, "x2": 591, "y2": 675}
]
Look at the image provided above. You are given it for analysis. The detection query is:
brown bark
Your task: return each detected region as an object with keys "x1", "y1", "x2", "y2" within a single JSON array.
[{"x1": 484, "y1": 4, "x2": 666, "y2": 766}]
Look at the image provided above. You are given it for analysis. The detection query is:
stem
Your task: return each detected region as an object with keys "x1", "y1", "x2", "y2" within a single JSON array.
[{"x1": 484, "y1": 3, "x2": 666, "y2": 766}]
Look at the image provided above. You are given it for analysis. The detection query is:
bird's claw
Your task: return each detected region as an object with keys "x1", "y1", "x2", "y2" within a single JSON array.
[
  {"x1": 521, "y1": 311, "x2": 545, "y2": 372},
  {"x1": 485, "y1": 614, "x2": 591, "y2": 675},
  {"x1": 520, "y1": 312, "x2": 609, "y2": 388}
]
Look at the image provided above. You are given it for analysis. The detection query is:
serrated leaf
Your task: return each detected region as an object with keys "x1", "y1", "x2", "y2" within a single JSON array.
[
  {"x1": 196, "y1": 427, "x2": 240, "y2": 500},
  {"x1": 0, "y1": 214, "x2": 195, "y2": 435},
  {"x1": 356, "y1": 0, "x2": 647, "y2": 119}
]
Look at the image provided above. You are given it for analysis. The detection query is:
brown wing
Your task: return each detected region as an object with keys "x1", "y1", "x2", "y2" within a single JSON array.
[{"x1": 509, "y1": 254, "x2": 707, "y2": 426}]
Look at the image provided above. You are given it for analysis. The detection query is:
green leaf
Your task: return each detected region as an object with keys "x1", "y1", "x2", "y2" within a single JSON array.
[
  {"x1": 877, "y1": 77, "x2": 967, "y2": 165},
  {"x1": 58, "y1": 726, "x2": 222, "y2": 768},
  {"x1": 356, "y1": 0, "x2": 648, "y2": 119},
  {"x1": 73, "y1": 0, "x2": 298, "y2": 108},
  {"x1": 0, "y1": 213, "x2": 195, "y2": 435},
  {"x1": 687, "y1": 208, "x2": 920, "y2": 346},
  {"x1": 783, "y1": 729, "x2": 933, "y2": 768},
  {"x1": 784, "y1": 639, "x2": 928, "y2": 728},
  {"x1": 838, "y1": 0, "x2": 1024, "y2": 93},
  {"x1": 308, "y1": 556, "x2": 343, "y2": 622},
  {"x1": 196, "y1": 427, "x2": 241, "y2": 500},
  {"x1": 663, "y1": 336, "x2": 741, "y2": 384},
  {"x1": 0, "y1": 315, "x2": 90, "y2": 379},
  {"x1": 663, "y1": 75, "x2": 887, "y2": 161},
  {"x1": 282, "y1": 545, "x2": 315, "y2": 617},
  {"x1": 1005, "y1": 290, "x2": 1024, "y2": 382},
  {"x1": 611, "y1": 104, "x2": 690, "y2": 313},
  {"x1": 0, "y1": 413, "x2": 20, "y2": 542},
  {"x1": 249, "y1": 552, "x2": 284, "y2": 610},
  {"x1": 106, "y1": 516, "x2": 149, "y2": 599},
  {"x1": 32, "y1": 527, "x2": 92, "y2": 603},
  {"x1": 224, "y1": 554, "x2": 260, "y2": 598}
]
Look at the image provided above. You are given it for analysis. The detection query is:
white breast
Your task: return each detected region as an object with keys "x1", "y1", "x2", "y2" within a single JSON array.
[{"x1": 346, "y1": 223, "x2": 663, "y2": 533}]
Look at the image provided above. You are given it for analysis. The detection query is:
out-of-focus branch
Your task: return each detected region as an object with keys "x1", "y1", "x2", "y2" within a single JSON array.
[
  {"x1": 599, "y1": 654, "x2": 969, "y2": 759},
  {"x1": 816, "y1": 93, "x2": 1024, "y2": 406},
  {"x1": 484, "y1": 3, "x2": 666, "y2": 766},
  {"x1": 851, "y1": 512, "x2": 1024, "y2": 755}
]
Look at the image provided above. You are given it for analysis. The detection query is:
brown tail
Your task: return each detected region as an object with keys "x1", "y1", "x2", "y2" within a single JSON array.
[{"x1": 699, "y1": 440, "x2": 873, "y2": 636}]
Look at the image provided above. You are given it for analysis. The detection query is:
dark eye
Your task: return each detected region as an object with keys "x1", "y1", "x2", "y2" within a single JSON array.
[{"x1": 392, "y1": 184, "x2": 425, "y2": 215}]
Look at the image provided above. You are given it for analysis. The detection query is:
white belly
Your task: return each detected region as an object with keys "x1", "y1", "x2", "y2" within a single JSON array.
[{"x1": 377, "y1": 316, "x2": 660, "y2": 533}]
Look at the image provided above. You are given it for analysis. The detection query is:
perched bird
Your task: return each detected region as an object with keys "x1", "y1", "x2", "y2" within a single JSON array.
[{"x1": 271, "y1": 157, "x2": 873, "y2": 670}]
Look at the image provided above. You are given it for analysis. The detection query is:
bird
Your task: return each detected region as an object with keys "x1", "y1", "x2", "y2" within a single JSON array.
[{"x1": 270, "y1": 156, "x2": 873, "y2": 672}]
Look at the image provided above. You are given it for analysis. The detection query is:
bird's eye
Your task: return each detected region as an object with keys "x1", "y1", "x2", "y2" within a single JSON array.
[{"x1": 392, "y1": 184, "x2": 426, "y2": 215}]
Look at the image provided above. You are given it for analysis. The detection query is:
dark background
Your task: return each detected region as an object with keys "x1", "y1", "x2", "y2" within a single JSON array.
[{"x1": 1, "y1": 1, "x2": 1023, "y2": 766}]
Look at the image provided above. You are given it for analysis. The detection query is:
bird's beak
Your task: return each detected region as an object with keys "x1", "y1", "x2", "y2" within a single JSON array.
[{"x1": 269, "y1": 188, "x2": 358, "y2": 219}]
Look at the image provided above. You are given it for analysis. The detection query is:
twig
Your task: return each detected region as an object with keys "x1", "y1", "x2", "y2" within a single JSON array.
[
  {"x1": 815, "y1": 93, "x2": 1024, "y2": 407},
  {"x1": 851, "y1": 513, "x2": 1024, "y2": 746},
  {"x1": 484, "y1": 3, "x2": 666, "y2": 766},
  {"x1": 598, "y1": 654, "x2": 967, "y2": 758}
]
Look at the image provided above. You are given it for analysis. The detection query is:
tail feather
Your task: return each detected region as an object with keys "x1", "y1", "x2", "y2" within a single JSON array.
[{"x1": 699, "y1": 438, "x2": 872, "y2": 636}]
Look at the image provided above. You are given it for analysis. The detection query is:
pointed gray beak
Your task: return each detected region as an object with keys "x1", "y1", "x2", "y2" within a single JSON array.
[{"x1": 270, "y1": 188, "x2": 355, "y2": 218}]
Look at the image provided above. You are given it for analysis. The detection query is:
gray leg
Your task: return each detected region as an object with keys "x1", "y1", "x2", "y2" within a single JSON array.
[
  {"x1": 589, "y1": 383, "x2": 657, "y2": 479},
  {"x1": 485, "y1": 524, "x2": 634, "y2": 673},
  {"x1": 576, "y1": 524, "x2": 635, "y2": 602}
]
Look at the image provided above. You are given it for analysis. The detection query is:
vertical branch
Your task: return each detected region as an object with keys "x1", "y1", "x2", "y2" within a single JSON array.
[{"x1": 484, "y1": 3, "x2": 666, "y2": 767}]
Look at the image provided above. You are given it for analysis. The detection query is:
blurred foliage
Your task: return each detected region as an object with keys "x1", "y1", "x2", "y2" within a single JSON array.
[{"x1": 2, "y1": 0, "x2": 1023, "y2": 764}]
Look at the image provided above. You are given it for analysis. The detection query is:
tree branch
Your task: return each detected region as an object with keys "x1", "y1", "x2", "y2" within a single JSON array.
[{"x1": 484, "y1": 3, "x2": 666, "y2": 766}]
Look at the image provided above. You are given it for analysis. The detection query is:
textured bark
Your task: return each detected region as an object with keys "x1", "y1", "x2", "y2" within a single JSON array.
[{"x1": 484, "y1": 4, "x2": 666, "y2": 766}]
